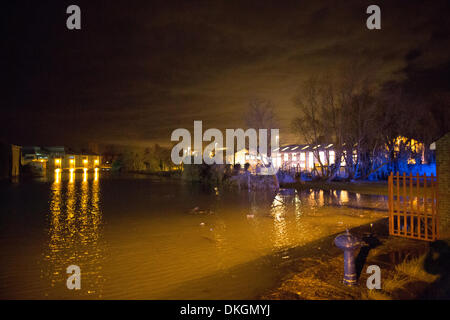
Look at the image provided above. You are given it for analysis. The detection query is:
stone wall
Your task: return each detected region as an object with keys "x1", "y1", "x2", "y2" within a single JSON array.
[{"x1": 436, "y1": 132, "x2": 450, "y2": 239}]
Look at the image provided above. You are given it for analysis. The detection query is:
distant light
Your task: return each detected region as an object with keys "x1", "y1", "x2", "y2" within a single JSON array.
[
  {"x1": 430, "y1": 142, "x2": 436, "y2": 150},
  {"x1": 55, "y1": 159, "x2": 61, "y2": 164},
  {"x1": 83, "y1": 159, "x2": 88, "y2": 164}
]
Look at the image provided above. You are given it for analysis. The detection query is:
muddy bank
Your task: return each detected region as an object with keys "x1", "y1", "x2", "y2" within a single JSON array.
[{"x1": 259, "y1": 219, "x2": 449, "y2": 300}]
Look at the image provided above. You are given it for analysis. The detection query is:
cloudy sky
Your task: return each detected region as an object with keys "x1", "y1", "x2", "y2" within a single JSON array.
[{"x1": 3, "y1": 0, "x2": 450, "y2": 148}]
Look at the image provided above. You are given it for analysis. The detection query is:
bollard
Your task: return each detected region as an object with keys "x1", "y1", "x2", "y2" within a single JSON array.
[{"x1": 334, "y1": 229, "x2": 362, "y2": 286}]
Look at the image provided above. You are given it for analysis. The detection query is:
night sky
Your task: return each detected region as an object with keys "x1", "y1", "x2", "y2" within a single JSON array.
[{"x1": 3, "y1": 0, "x2": 450, "y2": 148}]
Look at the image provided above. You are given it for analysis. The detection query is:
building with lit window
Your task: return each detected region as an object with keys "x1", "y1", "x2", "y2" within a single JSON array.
[
  {"x1": 276, "y1": 144, "x2": 350, "y2": 174},
  {"x1": 21, "y1": 146, "x2": 101, "y2": 173}
]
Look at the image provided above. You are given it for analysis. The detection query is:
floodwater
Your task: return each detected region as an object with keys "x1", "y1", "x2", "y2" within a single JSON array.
[{"x1": 0, "y1": 172, "x2": 388, "y2": 299}]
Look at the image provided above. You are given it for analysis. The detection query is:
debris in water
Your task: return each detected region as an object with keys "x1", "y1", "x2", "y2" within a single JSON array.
[{"x1": 190, "y1": 207, "x2": 200, "y2": 214}]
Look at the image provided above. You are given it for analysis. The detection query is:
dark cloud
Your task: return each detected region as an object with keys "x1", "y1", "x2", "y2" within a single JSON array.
[{"x1": 3, "y1": 0, "x2": 450, "y2": 148}]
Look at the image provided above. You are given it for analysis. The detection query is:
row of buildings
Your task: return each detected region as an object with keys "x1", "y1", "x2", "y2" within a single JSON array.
[
  {"x1": 0, "y1": 145, "x2": 102, "y2": 179},
  {"x1": 21, "y1": 146, "x2": 101, "y2": 173},
  {"x1": 225, "y1": 137, "x2": 427, "y2": 176},
  {"x1": 228, "y1": 144, "x2": 354, "y2": 175}
]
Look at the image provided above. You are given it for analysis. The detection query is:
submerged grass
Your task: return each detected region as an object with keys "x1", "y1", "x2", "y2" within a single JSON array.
[
  {"x1": 364, "y1": 290, "x2": 392, "y2": 300},
  {"x1": 365, "y1": 253, "x2": 439, "y2": 300},
  {"x1": 383, "y1": 273, "x2": 410, "y2": 293},
  {"x1": 395, "y1": 254, "x2": 439, "y2": 283}
]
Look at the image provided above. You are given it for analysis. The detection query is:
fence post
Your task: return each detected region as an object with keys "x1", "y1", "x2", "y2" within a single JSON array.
[{"x1": 388, "y1": 172, "x2": 393, "y2": 235}]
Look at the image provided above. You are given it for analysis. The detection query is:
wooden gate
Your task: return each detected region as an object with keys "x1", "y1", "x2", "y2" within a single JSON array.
[{"x1": 388, "y1": 172, "x2": 439, "y2": 241}]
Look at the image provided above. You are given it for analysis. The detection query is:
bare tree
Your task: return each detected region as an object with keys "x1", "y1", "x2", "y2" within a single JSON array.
[
  {"x1": 292, "y1": 76, "x2": 346, "y2": 180},
  {"x1": 292, "y1": 64, "x2": 380, "y2": 180},
  {"x1": 244, "y1": 98, "x2": 279, "y2": 156}
]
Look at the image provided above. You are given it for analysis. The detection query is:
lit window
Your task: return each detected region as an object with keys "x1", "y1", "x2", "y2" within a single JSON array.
[
  {"x1": 284, "y1": 153, "x2": 288, "y2": 161},
  {"x1": 292, "y1": 154, "x2": 297, "y2": 161},
  {"x1": 329, "y1": 151, "x2": 335, "y2": 164},
  {"x1": 319, "y1": 151, "x2": 325, "y2": 163},
  {"x1": 308, "y1": 152, "x2": 314, "y2": 169},
  {"x1": 300, "y1": 153, "x2": 305, "y2": 161}
]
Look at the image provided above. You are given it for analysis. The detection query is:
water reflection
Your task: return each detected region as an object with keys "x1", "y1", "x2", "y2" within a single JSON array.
[
  {"x1": 42, "y1": 173, "x2": 105, "y2": 298},
  {"x1": 1, "y1": 174, "x2": 393, "y2": 299},
  {"x1": 270, "y1": 193, "x2": 289, "y2": 250},
  {"x1": 244, "y1": 188, "x2": 388, "y2": 253}
]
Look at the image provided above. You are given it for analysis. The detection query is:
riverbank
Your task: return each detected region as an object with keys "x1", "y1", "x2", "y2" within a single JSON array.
[
  {"x1": 281, "y1": 180, "x2": 388, "y2": 196},
  {"x1": 259, "y1": 218, "x2": 449, "y2": 300}
]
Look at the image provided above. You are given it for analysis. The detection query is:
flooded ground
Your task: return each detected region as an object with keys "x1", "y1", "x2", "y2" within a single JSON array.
[{"x1": 0, "y1": 173, "x2": 388, "y2": 299}]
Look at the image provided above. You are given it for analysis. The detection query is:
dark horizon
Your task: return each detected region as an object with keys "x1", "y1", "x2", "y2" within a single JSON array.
[{"x1": 3, "y1": 0, "x2": 450, "y2": 149}]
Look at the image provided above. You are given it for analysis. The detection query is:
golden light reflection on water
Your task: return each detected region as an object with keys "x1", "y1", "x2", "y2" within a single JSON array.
[
  {"x1": 270, "y1": 193, "x2": 290, "y2": 250},
  {"x1": 42, "y1": 173, "x2": 105, "y2": 298}
]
